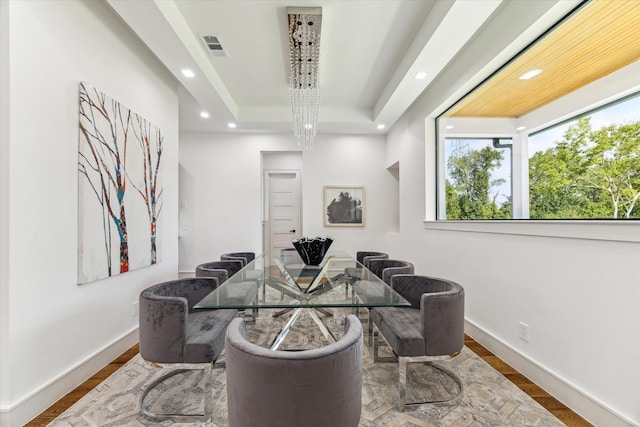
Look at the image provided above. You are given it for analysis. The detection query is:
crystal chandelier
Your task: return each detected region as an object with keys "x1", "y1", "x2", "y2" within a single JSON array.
[{"x1": 287, "y1": 7, "x2": 322, "y2": 150}]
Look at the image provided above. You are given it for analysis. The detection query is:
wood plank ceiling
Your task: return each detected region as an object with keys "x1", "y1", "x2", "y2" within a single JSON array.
[{"x1": 447, "y1": 0, "x2": 640, "y2": 118}]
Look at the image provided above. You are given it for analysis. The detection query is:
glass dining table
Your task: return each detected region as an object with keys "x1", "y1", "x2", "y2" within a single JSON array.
[{"x1": 194, "y1": 250, "x2": 410, "y2": 350}]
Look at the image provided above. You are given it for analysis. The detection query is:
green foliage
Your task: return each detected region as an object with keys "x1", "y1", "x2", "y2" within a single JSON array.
[
  {"x1": 445, "y1": 144, "x2": 511, "y2": 219},
  {"x1": 529, "y1": 117, "x2": 640, "y2": 219}
]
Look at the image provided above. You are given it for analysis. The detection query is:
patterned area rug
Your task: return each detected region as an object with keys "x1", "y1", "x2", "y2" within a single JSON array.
[{"x1": 50, "y1": 308, "x2": 565, "y2": 426}]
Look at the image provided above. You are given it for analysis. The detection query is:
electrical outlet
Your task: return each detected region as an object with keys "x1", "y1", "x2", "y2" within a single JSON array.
[
  {"x1": 133, "y1": 301, "x2": 139, "y2": 317},
  {"x1": 518, "y1": 322, "x2": 529, "y2": 342}
]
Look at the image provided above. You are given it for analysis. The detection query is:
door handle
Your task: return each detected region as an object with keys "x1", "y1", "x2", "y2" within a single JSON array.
[{"x1": 289, "y1": 229, "x2": 296, "y2": 233}]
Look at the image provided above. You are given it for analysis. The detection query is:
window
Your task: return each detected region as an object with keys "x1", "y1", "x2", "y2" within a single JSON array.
[
  {"x1": 435, "y1": 0, "x2": 640, "y2": 221},
  {"x1": 443, "y1": 138, "x2": 512, "y2": 220},
  {"x1": 437, "y1": 91, "x2": 640, "y2": 220},
  {"x1": 528, "y1": 94, "x2": 640, "y2": 219}
]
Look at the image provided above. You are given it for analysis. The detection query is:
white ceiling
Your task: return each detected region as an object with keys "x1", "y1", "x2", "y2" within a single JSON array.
[{"x1": 107, "y1": 0, "x2": 505, "y2": 135}]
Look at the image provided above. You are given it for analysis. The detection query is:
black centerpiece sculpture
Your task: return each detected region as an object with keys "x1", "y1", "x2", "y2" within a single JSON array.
[{"x1": 292, "y1": 237, "x2": 333, "y2": 266}]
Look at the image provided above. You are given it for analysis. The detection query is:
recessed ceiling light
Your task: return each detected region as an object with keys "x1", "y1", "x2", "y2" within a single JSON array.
[
  {"x1": 414, "y1": 71, "x2": 428, "y2": 80},
  {"x1": 227, "y1": 122, "x2": 237, "y2": 129},
  {"x1": 377, "y1": 124, "x2": 385, "y2": 130},
  {"x1": 519, "y1": 69, "x2": 542, "y2": 80},
  {"x1": 200, "y1": 111, "x2": 210, "y2": 119},
  {"x1": 516, "y1": 126, "x2": 526, "y2": 131},
  {"x1": 446, "y1": 125, "x2": 454, "y2": 130},
  {"x1": 182, "y1": 68, "x2": 195, "y2": 78}
]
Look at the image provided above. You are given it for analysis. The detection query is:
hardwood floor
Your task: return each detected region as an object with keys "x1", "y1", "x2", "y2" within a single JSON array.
[
  {"x1": 464, "y1": 336, "x2": 593, "y2": 427},
  {"x1": 25, "y1": 337, "x2": 592, "y2": 426},
  {"x1": 25, "y1": 345, "x2": 140, "y2": 427}
]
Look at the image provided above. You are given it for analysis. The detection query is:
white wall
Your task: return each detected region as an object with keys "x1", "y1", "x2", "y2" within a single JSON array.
[
  {"x1": 0, "y1": 0, "x2": 11, "y2": 418},
  {"x1": 385, "y1": 1, "x2": 640, "y2": 426},
  {"x1": 178, "y1": 133, "x2": 393, "y2": 271},
  {"x1": 0, "y1": 1, "x2": 180, "y2": 425},
  {"x1": 302, "y1": 134, "x2": 396, "y2": 251}
]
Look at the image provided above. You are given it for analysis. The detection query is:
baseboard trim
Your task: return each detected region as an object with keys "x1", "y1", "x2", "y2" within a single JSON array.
[
  {"x1": 0, "y1": 327, "x2": 139, "y2": 427},
  {"x1": 465, "y1": 319, "x2": 637, "y2": 427}
]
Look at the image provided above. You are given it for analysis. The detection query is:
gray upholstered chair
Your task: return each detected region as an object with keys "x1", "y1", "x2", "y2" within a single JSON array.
[
  {"x1": 357, "y1": 251, "x2": 389, "y2": 268},
  {"x1": 220, "y1": 251, "x2": 256, "y2": 267},
  {"x1": 345, "y1": 251, "x2": 389, "y2": 281},
  {"x1": 221, "y1": 252, "x2": 264, "y2": 284},
  {"x1": 138, "y1": 278, "x2": 238, "y2": 421},
  {"x1": 369, "y1": 274, "x2": 465, "y2": 410},
  {"x1": 225, "y1": 315, "x2": 364, "y2": 427},
  {"x1": 196, "y1": 259, "x2": 244, "y2": 282},
  {"x1": 353, "y1": 258, "x2": 414, "y2": 323},
  {"x1": 196, "y1": 260, "x2": 259, "y2": 319},
  {"x1": 367, "y1": 258, "x2": 414, "y2": 285}
]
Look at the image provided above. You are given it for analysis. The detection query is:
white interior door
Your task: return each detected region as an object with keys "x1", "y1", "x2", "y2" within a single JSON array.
[{"x1": 266, "y1": 171, "x2": 301, "y2": 260}]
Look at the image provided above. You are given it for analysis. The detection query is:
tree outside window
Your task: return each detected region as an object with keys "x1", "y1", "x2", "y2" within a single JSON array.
[
  {"x1": 444, "y1": 138, "x2": 512, "y2": 220},
  {"x1": 529, "y1": 95, "x2": 640, "y2": 219}
]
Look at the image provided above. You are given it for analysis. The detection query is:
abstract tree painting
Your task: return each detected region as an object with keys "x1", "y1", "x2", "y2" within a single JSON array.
[
  {"x1": 78, "y1": 82, "x2": 163, "y2": 284},
  {"x1": 323, "y1": 186, "x2": 365, "y2": 226}
]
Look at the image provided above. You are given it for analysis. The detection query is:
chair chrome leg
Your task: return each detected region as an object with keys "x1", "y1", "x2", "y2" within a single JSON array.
[
  {"x1": 397, "y1": 356, "x2": 464, "y2": 411},
  {"x1": 399, "y1": 357, "x2": 408, "y2": 410},
  {"x1": 140, "y1": 362, "x2": 212, "y2": 422},
  {"x1": 372, "y1": 323, "x2": 397, "y2": 363}
]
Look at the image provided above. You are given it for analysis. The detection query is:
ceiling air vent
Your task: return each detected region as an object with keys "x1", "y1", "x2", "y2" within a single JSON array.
[{"x1": 201, "y1": 34, "x2": 228, "y2": 57}]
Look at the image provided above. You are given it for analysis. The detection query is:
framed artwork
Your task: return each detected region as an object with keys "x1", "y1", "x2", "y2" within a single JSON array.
[
  {"x1": 323, "y1": 186, "x2": 365, "y2": 226},
  {"x1": 78, "y1": 82, "x2": 163, "y2": 284}
]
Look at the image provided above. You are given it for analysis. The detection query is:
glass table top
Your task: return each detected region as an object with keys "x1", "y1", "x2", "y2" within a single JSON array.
[{"x1": 194, "y1": 250, "x2": 410, "y2": 310}]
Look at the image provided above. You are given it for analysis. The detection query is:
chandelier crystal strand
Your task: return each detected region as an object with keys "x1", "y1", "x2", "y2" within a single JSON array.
[
  {"x1": 289, "y1": 87, "x2": 321, "y2": 150},
  {"x1": 287, "y1": 7, "x2": 322, "y2": 150}
]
